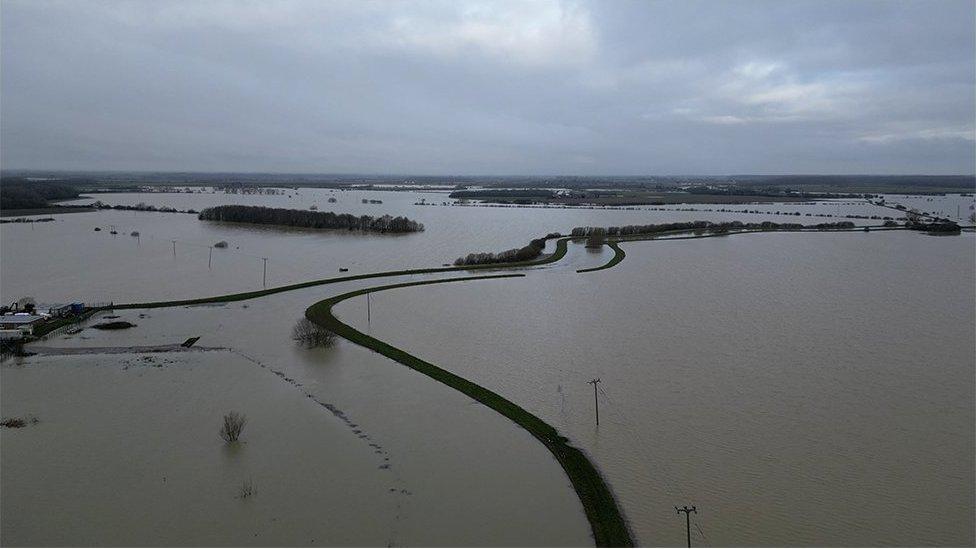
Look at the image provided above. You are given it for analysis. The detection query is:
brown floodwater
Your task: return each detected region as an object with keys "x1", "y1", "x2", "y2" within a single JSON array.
[
  {"x1": 2, "y1": 189, "x2": 974, "y2": 546},
  {"x1": 2, "y1": 276, "x2": 592, "y2": 547},
  {"x1": 335, "y1": 230, "x2": 976, "y2": 546},
  {"x1": 0, "y1": 188, "x2": 926, "y2": 304}
]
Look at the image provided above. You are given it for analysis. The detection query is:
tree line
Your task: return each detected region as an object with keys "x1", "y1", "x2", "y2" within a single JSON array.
[
  {"x1": 198, "y1": 205, "x2": 424, "y2": 233},
  {"x1": 904, "y1": 219, "x2": 961, "y2": 233},
  {"x1": 0, "y1": 177, "x2": 83, "y2": 210},
  {"x1": 448, "y1": 189, "x2": 558, "y2": 199},
  {"x1": 88, "y1": 201, "x2": 198, "y2": 214},
  {"x1": 454, "y1": 237, "x2": 548, "y2": 266},
  {"x1": 570, "y1": 220, "x2": 858, "y2": 238}
]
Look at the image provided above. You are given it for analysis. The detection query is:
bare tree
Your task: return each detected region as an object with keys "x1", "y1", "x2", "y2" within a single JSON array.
[
  {"x1": 292, "y1": 318, "x2": 338, "y2": 348},
  {"x1": 219, "y1": 411, "x2": 247, "y2": 443}
]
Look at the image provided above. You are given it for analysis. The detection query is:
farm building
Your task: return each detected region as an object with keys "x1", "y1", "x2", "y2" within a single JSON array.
[{"x1": 0, "y1": 315, "x2": 46, "y2": 335}]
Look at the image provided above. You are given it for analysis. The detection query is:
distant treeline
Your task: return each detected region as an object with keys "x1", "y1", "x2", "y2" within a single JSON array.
[
  {"x1": 85, "y1": 201, "x2": 197, "y2": 214},
  {"x1": 0, "y1": 177, "x2": 85, "y2": 210},
  {"x1": 198, "y1": 205, "x2": 424, "y2": 233},
  {"x1": 905, "y1": 219, "x2": 961, "y2": 233},
  {"x1": 730, "y1": 175, "x2": 975, "y2": 191},
  {"x1": 4, "y1": 171, "x2": 972, "y2": 195},
  {"x1": 449, "y1": 189, "x2": 558, "y2": 199},
  {"x1": 686, "y1": 185, "x2": 869, "y2": 199},
  {"x1": 0, "y1": 217, "x2": 57, "y2": 224},
  {"x1": 454, "y1": 236, "x2": 549, "y2": 266},
  {"x1": 570, "y1": 220, "x2": 857, "y2": 238}
]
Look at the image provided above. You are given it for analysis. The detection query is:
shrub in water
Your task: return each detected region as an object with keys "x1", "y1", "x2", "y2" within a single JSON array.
[{"x1": 219, "y1": 411, "x2": 247, "y2": 443}]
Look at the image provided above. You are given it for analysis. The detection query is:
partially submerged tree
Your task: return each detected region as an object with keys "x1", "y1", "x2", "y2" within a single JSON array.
[
  {"x1": 292, "y1": 318, "x2": 338, "y2": 348},
  {"x1": 585, "y1": 228, "x2": 607, "y2": 248},
  {"x1": 219, "y1": 411, "x2": 247, "y2": 443}
]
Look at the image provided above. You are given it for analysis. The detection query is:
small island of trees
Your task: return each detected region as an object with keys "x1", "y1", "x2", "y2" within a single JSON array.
[
  {"x1": 198, "y1": 205, "x2": 424, "y2": 233},
  {"x1": 454, "y1": 237, "x2": 548, "y2": 266}
]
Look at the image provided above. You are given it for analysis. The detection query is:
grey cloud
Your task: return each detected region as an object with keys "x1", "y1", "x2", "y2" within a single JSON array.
[{"x1": 1, "y1": 0, "x2": 973, "y2": 174}]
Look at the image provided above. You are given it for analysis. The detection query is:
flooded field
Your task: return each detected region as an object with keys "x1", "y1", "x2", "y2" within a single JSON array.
[
  {"x1": 334, "y1": 231, "x2": 976, "y2": 546},
  {"x1": 1, "y1": 282, "x2": 592, "y2": 546},
  {"x1": 2, "y1": 189, "x2": 974, "y2": 546},
  {"x1": 3, "y1": 188, "x2": 957, "y2": 304}
]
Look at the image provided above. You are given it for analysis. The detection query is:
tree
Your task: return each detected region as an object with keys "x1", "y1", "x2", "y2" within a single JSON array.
[
  {"x1": 585, "y1": 228, "x2": 606, "y2": 248},
  {"x1": 292, "y1": 318, "x2": 338, "y2": 348},
  {"x1": 14, "y1": 296, "x2": 35, "y2": 313}
]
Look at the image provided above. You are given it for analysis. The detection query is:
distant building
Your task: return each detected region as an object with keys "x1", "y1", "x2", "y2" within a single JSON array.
[
  {"x1": 42, "y1": 303, "x2": 84, "y2": 317},
  {"x1": 0, "y1": 329, "x2": 24, "y2": 341},
  {"x1": 0, "y1": 314, "x2": 46, "y2": 335}
]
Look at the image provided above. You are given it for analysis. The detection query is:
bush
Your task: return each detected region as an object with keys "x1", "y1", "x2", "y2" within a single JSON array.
[
  {"x1": 1, "y1": 415, "x2": 39, "y2": 428},
  {"x1": 237, "y1": 479, "x2": 255, "y2": 499},
  {"x1": 292, "y1": 318, "x2": 338, "y2": 348},
  {"x1": 219, "y1": 411, "x2": 247, "y2": 443},
  {"x1": 91, "y1": 321, "x2": 137, "y2": 330}
]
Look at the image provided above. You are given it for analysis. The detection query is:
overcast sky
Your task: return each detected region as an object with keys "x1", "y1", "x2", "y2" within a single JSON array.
[{"x1": 1, "y1": 0, "x2": 973, "y2": 175}]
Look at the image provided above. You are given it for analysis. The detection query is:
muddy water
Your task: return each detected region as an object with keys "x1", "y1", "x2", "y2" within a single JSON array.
[
  {"x1": 3, "y1": 190, "x2": 973, "y2": 546},
  {"x1": 1, "y1": 352, "x2": 399, "y2": 546},
  {"x1": 335, "y1": 231, "x2": 976, "y2": 546},
  {"x1": 2, "y1": 275, "x2": 592, "y2": 546},
  {"x1": 0, "y1": 188, "x2": 926, "y2": 304}
]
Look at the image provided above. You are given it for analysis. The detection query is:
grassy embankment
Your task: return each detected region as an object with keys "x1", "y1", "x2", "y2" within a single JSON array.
[
  {"x1": 111, "y1": 237, "x2": 570, "y2": 309},
  {"x1": 577, "y1": 241, "x2": 626, "y2": 273},
  {"x1": 304, "y1": 274, "x2": 634, "y2": 547},
  {"x1": 577, "y1": 225, "x2": 919, "y2": 272}
]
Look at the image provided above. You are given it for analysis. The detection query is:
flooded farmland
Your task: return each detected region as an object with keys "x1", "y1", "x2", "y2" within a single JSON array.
[{"x1": 2, "y1": 189, "x2": 974, "y2": 546}]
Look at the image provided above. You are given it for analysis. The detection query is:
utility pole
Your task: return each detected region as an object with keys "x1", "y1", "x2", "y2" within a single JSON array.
[
  {"x1": 675, "y1": 506, "x2": 697, "y2": 548},
  {"x1": 172, "y1": 240, "x2": 176, "y2": 256},
  {"x1": 208, "y1": 246, "x2": 213, "y2": 270},
  {"x1": 366, "y1": 291, "x2": 371, "y2": 325},
  {"x1": 261, "y1": 257, "x2": 268, "y2": 288},
  {"x1": 587, "y1": 378, "x2": 601, "y2": 425}
]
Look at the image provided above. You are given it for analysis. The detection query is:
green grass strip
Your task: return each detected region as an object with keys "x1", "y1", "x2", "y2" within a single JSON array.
[
  {"x1": 577, "y1": 241, "x2": 626, "y2": 273},
  {"x1": 112, "y1": 237, "x2": 571, "y2": 310},
  {"x1": 576, "y1": 226, "x2": 905, "y2": 274},
  {"x1": 305, "y1": 274, "x2": 634, "y2": 547}
]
